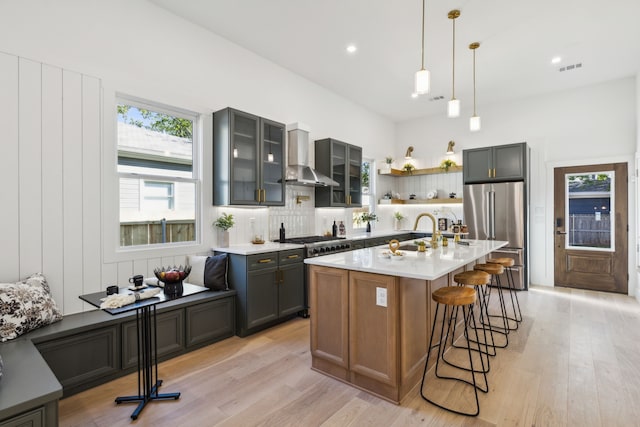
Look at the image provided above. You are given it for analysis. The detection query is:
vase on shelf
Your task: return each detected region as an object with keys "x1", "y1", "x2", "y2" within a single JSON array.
[
  {"x1": 218, "y1": 230, "x2": 229, "y2": 248},
  {"x1": 366, "y1": 221, "x2": 371, "y2": 233},
  {"x1": 394, "y1": 218, "x2": 402, "y2": 231}
]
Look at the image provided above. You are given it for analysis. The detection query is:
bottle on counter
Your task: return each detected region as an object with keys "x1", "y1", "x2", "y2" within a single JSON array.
[
  {"x1": 279, "y1": 223, "x2": 286, "y2": 243},
  {"x1": 332, "y1": 220, "x2": 338, "y2": 237},
  {"x1": 338, "y1": 221, "x2": 346, "y2": 236}
]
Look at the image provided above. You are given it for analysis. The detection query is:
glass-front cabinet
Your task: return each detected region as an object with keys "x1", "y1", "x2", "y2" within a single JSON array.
[
  {"x1": 213, "y1": 108, "x2": 285, "y2": 206},
  {"x1": 315, "y1": 138, "x2": 362, "y2": 207}
]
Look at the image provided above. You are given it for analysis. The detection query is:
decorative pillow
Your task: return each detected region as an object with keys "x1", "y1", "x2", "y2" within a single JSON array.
[
  {"x1": 0, "y1": 273, "x2": 63, "y2": 342},
  {"x1": 204, "y1": 254, "x2": 229, "y2": 291},
  {"x1": 186, "y1": 255, "x2": 208, "y2": 286}
]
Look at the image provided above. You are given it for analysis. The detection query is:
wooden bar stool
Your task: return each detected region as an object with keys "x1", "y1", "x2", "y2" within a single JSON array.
[
  {"x1": 420, "y1": 286, "x2": 488, "y2": 417},
  {"x1": 451, "y1": 270, "x2": 497, "y2": 362},
  {"x1": 474, "y1": 263, "x2": 511, "y2": 347},
  {"x1": 487, "y1": 257, "x2": 523, "y2": 326}
]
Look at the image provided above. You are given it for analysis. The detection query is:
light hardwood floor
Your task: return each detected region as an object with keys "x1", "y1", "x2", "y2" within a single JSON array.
[{"x1": 59, "y1": 286, "x2": 640, "y2": 427}]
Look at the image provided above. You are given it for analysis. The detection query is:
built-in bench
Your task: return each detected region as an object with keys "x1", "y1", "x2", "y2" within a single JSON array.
[{"x1": 0, "y1": 288, "x2": 236, "y2": 426}]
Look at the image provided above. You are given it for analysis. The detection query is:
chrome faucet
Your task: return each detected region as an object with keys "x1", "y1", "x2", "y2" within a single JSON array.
[{"x1": 413, "y1": 212, "x2": 438, "y2": 249}]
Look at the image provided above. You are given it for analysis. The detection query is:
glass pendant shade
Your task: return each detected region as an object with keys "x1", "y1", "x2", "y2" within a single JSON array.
[
  {"x1": 470, "y1": 115, "x2": 481, "y2": 132},
  {"x1": 447, "y1": 99, "x2": 460, "y2": 118},
  {"x1": 267, "y1": 152, "x2": 274, "y2": 162},
  {"x1": 415, "y1": 69, "x2": 430, "y2": 94},
  {"x1": 233, "y1": 148, "x2": 238, "y2": 158}
]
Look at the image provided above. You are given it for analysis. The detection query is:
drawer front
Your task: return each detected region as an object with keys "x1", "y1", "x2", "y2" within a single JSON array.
[
  {"x1": 248, "y1": 252, "x2": 278, "y2": 270},
  {"x1": 278, "y1": 249, "x2": 304, "y2": 266},
  {"x1": 121, "y1": 309, "x2": 185, "y2": 369},
  {"x1": 36, "y1": 326, "x2": 119, "y2": 390}
]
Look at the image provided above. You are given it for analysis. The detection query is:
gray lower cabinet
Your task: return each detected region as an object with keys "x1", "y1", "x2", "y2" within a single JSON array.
[
  {"x1": 122, "y1": 310, "x2": 184, "y2": 369},
  {"x1": 186, "y1": 298, "x2": 235, "y2": 347},
  {"x1": 225, "y1": 248, "x2": 305, "y2": 337},
  {"x1": 32, "y1": 291, "x2": 235, "y2": 398},
  {"x1": 36, "y1": 325, "x2": 119, "y2": 396},
  {"x1": 0, "y1": 408, "x2": 44, "y2": 427}
]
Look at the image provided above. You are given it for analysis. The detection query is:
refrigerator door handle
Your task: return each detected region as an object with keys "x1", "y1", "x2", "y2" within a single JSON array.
[{"x1": 487, "y1": 190, "x2": 496, "y2": 240}]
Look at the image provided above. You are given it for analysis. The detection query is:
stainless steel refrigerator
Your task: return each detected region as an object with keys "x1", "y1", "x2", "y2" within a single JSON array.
[{"x1": 463, "y1": 181, "x2": 528, "y2": 290}]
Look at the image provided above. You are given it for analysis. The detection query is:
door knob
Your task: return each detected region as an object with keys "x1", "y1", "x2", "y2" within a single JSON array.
[{"x1": 556, "y1": 231, "x2": 567, "y2": 235}]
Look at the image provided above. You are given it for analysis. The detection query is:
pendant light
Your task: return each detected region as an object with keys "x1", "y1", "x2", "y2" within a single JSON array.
[
  {"x1": 447, "y1": 10, "x2": 461, "y2": 118},
  {"x1": 415, "y1": 0, "x2": 430, "y2": 94},
  {"x1": 469, "y1": 42, "x2": 481, "y2": 131}
]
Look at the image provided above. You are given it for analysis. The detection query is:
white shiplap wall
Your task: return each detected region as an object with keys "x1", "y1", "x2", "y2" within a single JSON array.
[
  {"x1": 0, "y1": 52, "x2": 102, "y2": 313},
  {"x1": 0, "y1": 52, "x2": 201, "y2": 314}
]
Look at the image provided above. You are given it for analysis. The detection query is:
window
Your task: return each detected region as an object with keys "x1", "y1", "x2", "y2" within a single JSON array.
[
  {"x1": 143, "y1": 181, "x2": 175, "y2": 210},
  {"x1": 565, "y1": 172, "x2": 614, "y2": 250},
  {"x1": 353, "y1": 159, "x2": 375, "y2": 229},
  {"x1": 117, "y1": 96, "x2": 199, "y2": 247}
]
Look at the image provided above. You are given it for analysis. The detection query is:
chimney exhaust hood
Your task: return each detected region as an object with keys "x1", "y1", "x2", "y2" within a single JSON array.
[{"x1": 285, "y1": 123, "x2": 338, "y2": 187}]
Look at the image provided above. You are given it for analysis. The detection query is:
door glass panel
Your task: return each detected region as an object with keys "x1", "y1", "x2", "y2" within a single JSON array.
[
  {"x1": 232, "y1": 114, "x2": 258, "y2": 201},
  {"x1": 565, "y1": 171, "x2": 614, "y2": 251},
  {"x1": 332, "y1": 143, "x2": 346, "y2": 204},
  {"x1": 262, "y1": 122, "x2": 284, "y2": 203}
]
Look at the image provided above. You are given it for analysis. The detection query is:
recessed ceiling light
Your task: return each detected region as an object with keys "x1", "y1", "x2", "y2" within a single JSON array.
[
  {"x1": 411, "y1": 93, "x2": 419, "y2": 99},
  {"x1": 551, "y1": 56, "x2": 562, "y2": 64},
  {"x1": 346, "y1": 44, "x2": 357, "y2": 54}
]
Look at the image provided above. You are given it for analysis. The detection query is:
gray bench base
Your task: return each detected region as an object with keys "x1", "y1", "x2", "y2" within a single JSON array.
[{"x1": 0, "y1": 288, "x2": 235, "y2": 426}]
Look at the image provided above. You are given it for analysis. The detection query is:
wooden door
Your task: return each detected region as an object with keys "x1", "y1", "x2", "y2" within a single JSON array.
[{"x1": 554, "y1": 163, "x2": 628, "y2": 293}]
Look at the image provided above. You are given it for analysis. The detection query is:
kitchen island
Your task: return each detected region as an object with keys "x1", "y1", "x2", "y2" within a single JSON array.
[{"x1": 304, "y1": 239, "x2": 507, "y2": 404}]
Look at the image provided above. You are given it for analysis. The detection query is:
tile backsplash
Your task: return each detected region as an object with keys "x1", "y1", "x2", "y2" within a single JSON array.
[{"x1": 214, "y1": 171, "x2": 465, "y2": 246}]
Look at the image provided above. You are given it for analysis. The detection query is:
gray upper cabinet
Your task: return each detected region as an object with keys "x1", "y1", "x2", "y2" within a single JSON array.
[
  {"x1": 315, "y1": 138, "x2": 362, "y2": 207},
  {"x1": 213, "y1": 108, "x2": 285, "y2": 206},
  {"x1": 463, "y1": 142, "x2": 527, "y2": 183}
]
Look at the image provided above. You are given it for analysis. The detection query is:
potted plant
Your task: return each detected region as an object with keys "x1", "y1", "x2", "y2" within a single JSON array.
[
  {"x1": 393, "y1": 212, "x2": 404, "y2": 231},
  {"x1": 402, "y1": 163, "x2": 415, "y2": 174},
  {"x1": 382, "y1": 156, "x2": 393, "y2": 172},
  {"x1": 440, "y1": 159, "x2": 457, "y2": 172},
  {"x1": 359, "y1": 212, "x2": 378, "y2": 233},
  {"x1": 214, "y1": 212, "x2": 234, "y2": 247}
]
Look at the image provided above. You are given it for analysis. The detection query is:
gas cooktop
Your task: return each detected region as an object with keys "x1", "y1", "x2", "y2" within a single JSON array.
[{"x1": 275, "y1": 235, "x2": 346, "y2": 244}]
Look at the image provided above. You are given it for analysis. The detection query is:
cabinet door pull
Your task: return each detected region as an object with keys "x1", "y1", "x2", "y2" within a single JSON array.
[
  {"x1": 287, "y1": 254, "x2": 299, "y2": 259},
  {"x1": 488, "y1": 168, "x2": 491, "y2": 178},
  {"x1": 258, "y1": 258, "x2": 272, "y2": 264},
  {"x1": 493, "y1": 168, "x2": 496, "y2": 178},
  {"x1": 255, "y1": 189, "x2": 261, "y2": 203},
  {"x1": 261, "y1": 188, "x2": 266, "y2": 203}
]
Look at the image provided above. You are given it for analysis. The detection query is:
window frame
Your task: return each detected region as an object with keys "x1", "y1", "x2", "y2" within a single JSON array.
[{"x1": 103, "y1": 90, "x2": 208, "y2": 263}]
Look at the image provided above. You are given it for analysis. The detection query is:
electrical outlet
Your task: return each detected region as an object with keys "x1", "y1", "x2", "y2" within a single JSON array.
[{"x1": 376, "y1": 287, "x2": 387, "y2": 307}]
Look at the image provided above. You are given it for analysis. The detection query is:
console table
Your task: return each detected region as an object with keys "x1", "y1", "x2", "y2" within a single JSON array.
[{"x1": 80, "y1": 283, "x2": 208, "y2": 420}]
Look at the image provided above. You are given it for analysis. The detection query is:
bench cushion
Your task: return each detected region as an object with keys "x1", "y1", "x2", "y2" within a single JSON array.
[{"x1": 0, "y1": 274, "x2": 62, "y2": 342}]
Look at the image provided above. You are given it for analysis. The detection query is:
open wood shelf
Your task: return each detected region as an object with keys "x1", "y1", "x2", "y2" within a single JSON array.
[
  {"x1": 378, "y1": 198, "x2": 463, "y2": 205},
  {"x1": 378, "y1": 165, "x2": 463, "y2": 176}
]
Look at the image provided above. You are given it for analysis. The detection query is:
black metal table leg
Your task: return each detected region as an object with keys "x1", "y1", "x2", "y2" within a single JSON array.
[{"x1": 114, "y1": 304, "x2": 180, "y2": 420}]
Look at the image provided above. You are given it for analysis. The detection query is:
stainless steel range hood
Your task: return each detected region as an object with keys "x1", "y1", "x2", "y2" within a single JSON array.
[{"x1": 285, "y1": 123, "x2": 338, "y2": 187}]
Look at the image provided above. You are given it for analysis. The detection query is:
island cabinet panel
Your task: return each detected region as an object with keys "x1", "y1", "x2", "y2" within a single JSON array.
[
  {"x1": 309, "y1": 266, "x2": 349, "y2": 379},
  {"x1": 398, "y1": 277, "x2": 429, "y2": 398},
  {"x1": 349, "y1": 271, "x2": 397, "y2": 389},
  {"x1": 309, "y1": 265, "x2": 432, "y2": 404}
]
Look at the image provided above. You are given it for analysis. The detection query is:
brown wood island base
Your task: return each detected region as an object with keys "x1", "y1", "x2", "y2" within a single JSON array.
[{"x1": 309, "y1": 265, "x2": 466, "y2": 404}]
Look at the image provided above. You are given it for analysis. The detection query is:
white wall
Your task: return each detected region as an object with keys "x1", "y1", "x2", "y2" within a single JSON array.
[
  {"x1": 0, "y1": 0, "x2": 395, "y2": 314},
  {"x1": 397, "y1": 77, "x2": 638, "y2": 294}
]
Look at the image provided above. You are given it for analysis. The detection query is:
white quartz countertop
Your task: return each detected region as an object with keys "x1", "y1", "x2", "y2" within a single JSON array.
[
  {"x1": 213, "y1": 242, "x2": 304, "y2": 255},
  {"x1": 304, "y1": 240, "x2": 508, "y2": 281}
]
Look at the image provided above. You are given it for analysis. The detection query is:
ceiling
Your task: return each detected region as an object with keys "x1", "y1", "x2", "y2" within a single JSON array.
[{"x1": 149, "y1": 0, "x2": 640, "y2": 123}]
